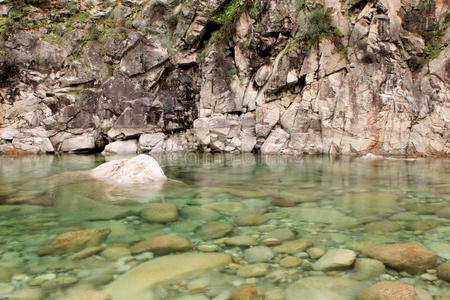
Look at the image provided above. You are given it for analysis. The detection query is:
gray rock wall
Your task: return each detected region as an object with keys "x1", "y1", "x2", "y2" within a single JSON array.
[{"x1": 0, "y1": 0, "x2": 448, "y2": 156}]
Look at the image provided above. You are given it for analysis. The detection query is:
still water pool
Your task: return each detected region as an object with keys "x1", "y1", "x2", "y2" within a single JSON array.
[{"x1": 0, "y1": 154, "x2": 449, "y2": 299}]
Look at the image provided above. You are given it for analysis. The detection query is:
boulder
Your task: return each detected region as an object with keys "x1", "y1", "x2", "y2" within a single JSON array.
[
  {"x1": 286, "y1": 276, "x2": 366, "y2": 300},
  {"x1": 103, "y1": 253, "x2": 231, "y2": 300},
  {"x1": 90, "y1": 154, "x2": 167, "y2": 186},
  {"x1": 353, "y1": 258, "x2": 386, "y2": 279},
  {"x1": 195, "y1": 221, "x2": 233, "y2": 239},
  {"x1": 437, "y1": 262, "x2": 450, "y2": 282},
  {"x1": 358, "y1": 282, "x2": 416, "y2": 300},
  {"x1": 244, "y1": 246, "x2": 274, "y2": 263},
  {"x1": 313, "y1": 249, "x2": 357, "y2": 271},
  {"x1": 274, "y1": 240, "x2": 313, "y2": 254},
  {"x1": 237, "y1": 263, "x2": 270, "y2": 278},
  {"x1": 138, "y1": 133, "x2": 165, "y2": 152},
  {"x1": 39, "y1": 228, "x2": 111, "y2": 256},
  {"x1": 141, "y1": 203, "x2": 178, "y2": 223},
  {"x1": 60, "y1": 134, "x2": 96, "y2": 153},
  {"x1": 362, "y1": 244, "x2": 437, "y2": 274},
  {"x1": 102, "y1": 140, "x2": 138, "y2": 155},
  {"x1": 131, "y1": 235, "x2": 193, "y2": 255}
]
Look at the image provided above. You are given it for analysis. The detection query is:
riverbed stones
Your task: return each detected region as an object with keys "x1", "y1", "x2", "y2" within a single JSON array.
[
  {"x1": 205, "y1": 202, "x2": 245, "y2": 214},
  {"x1": 3, "y1": 287, "x2": 43, "y2": 300},
  {"x1": 237, "y1": 263, "x2": 269, "y2": 278},
  {"x1": 267, "y1": 228, "x2": 296, "y2": 241},
  {"x1": 104, "y1": 253, "x2": 231, "y2": 300},
  {"x1": 181, "y1": 207, "x2": 220, "y2": 221},
  {"x1": 234, "y1": 213, "x2": 268, "y2": 226},
  {"x1": 286, "y1": 276, "x2": 365, "y2": 300},
  {"x1": 69, "y1": 246, "x2": 103, "y2": 260},
  {"x1": 195, "y1": 221, "x2": 233, "y2": 239},
  {"x1": 244, "y1": 246, "x2": 274, "y2": 263},
  {"x1": 278, "y1": 207, "x2": 357, "y2": 225},
  {"x1": 90, "y1": 155, "x2": 167, "y2": 186},
  {"x1": 364, "y1": 221, "x2": 402, "y2": 232},
  {"x1": 230, "y1": 286, "x2": 260, "y2": 300},
  {"x1": 362, "y1": 244, "x2": 437, "y2": 274},
  {"x1": 280, "y1": 256, "x2": 303, "y2": 268},
  {"x1": 65, "y1": 290, "x2": 112, "y2": 300},
  {"x1": 101, "y1": 246, "x2": 131, "y2": 260},
  {"x1": 357, "y1": 282, "x2": 416, "y2": 300},
  {"x1": 224, "y1": 235, "x2": 258, "y2": 247},
  {"x1": 131, "y1": 235, "x2": 193, "y2": 255},
  {"x1": 312, "y1": 249, "x2": 357, "y2": 271},
  {"x1": 39, "y1": 227, "x2": 111, "y2": 255},
  {"x1": 406, "y1": 220, "x2": 438, "y2": 231},
  {"x1": 274, "y1": 239, "x2": 313, "y2": 254},
  {"x1": 271, "y1": 199, "x2": 296, "y2": 207},
  {"x1": 436, "y1": 262, "x2": 450, "y2": 282},
  {"x1": 307, "y1": 248, "x2": 325, "y2": 259},
  {"x1": 141, "y1": 203, "x2": 178, "y2": 223},
  {"x1": 41, "y1": 275, "x2": 78, "y2": 290},
  {"x1": 353, "y1": 258, "x2": 386, "y2": 279},
  {"x1": 436, "y1": 207, "x2": 450, "y2": 218},
  {"x1": 424, "y1": 242, "x2": 450, "y2": 259}
]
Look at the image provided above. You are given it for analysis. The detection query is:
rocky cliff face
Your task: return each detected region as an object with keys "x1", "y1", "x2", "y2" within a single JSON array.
[{"x1": 0, "y1": 0, "x2": 448, "y2": 156}]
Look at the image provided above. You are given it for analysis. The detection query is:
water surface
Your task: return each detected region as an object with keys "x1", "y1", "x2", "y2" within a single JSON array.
[{"x1": 0, "y1": 154, "x2": 449, "y2": 299}]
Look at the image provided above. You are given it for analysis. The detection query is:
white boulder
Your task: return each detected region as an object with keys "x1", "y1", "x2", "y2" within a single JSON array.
[{"x1": 90, "y1": 154, "x2": 167, "y2": 186}]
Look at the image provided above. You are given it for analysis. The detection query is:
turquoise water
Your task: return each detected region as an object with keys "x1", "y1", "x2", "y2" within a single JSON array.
[{"x1": 0, "y1": 154, "x2": 449, "y2": 299}]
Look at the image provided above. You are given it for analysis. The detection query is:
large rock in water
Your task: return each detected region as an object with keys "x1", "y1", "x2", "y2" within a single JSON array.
[
  {"x1": 90, "y1": 154, "x2": 166, "y2": 186},
  {"x1": 362, "y1": 244, "x2": 437, "y2": 274},
  {"x1": 103, "y1": 252, "x2": 231, "y2": 300},
  {"x1": 358, "y1": 282, "x2": 417, "y2": 300},
  {"x1": 286, "y1": 276, "x2": 367, "y2": 300},
  {"x1": 39, "y1": 228, "x2": 111, "y2": 255}
]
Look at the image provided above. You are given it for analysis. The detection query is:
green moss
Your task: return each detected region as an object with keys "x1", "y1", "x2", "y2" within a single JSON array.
[
  {"x1": 283, "y1": 5, "x2": 340, "y2": 56},
  {"x1": 210, "y1": 0, "x2": 241, "y2": 25},
  {"x1": 282, "y1": 35, "x2": 304, "y2": 57},
  {"x1": 424, "y1": 45, "x2": 444, "y2": 61},
  {"x1": 242, "y1": 39, "x2": 251, "y2": 50},
  {"x1": 44, "y1": 33, "x2": 65, "y2": 46}
]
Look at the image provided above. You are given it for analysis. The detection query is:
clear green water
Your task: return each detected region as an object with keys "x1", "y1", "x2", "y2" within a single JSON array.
[{"x1": 0, "y1": 154, "x2": 449, "y2": 299}]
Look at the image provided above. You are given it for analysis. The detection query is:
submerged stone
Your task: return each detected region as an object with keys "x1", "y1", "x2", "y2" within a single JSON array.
[
  {"x1": 237, "y1": 263, "x2": 269, "y2": 278},
  {"x1": 358, "y1": 282, "x2": 416, "y2": 300},
  {"x1": 274, "y1": 239, "x2": 313, "y2": 254},
  {"x1": 244, "y1": 246, "x2": 274, "y2": 263},
  {"x1": 278, "y1": 207, "x2": 357, "y2": 225},
  {"x1": 131, "y1": 235, "x2": 193, "y2": 255},
  {"x1": 195, "y1": 221, "x2": 233, "y2": 239},
  {"x1": 362, "y1": 244, "x2": 437, "y2": 274},
  {"x1": 103, "y1": 253, "x2": 231, "y2": 300},
  {"x1": 436, "y1": 262, "x2": 450, "y2": 282},
  {"x1": 141, "y1": 203, "x2": 178, "y2": 223},
  {"x1": 39, "y1": 228, "x2": 111, "y2": 256},
  {"x1": 312, "y1": 249, "x2": 357, "y2": 271},
  {"x1": 286, "y1": 276, "x2": 366, "y2": 300},
  {"x1": 353, "y1": 258, "x2": 386, "y2": 279}
]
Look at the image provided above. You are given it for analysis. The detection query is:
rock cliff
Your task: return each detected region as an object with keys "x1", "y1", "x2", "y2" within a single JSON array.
[{"x1": 0, "y1": 0, "x2": 448, "y2": 156}]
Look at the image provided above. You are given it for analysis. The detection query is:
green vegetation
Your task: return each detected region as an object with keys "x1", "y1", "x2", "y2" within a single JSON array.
[
  {"x1": 283, "y1": 5, "x2": 341, "y2": 56},
  {"x1": 304, "y1": 7, "x2": 334, "y2": 50},
  {"x1": 210, "y1": 0, "x2": 241, "y2": 26},
  {"x1": 44, "y1": 33, "x2": 65, "y2": 46},
  {"x1": 424, "y1": 45, "x2": 445, "y2": 61}
]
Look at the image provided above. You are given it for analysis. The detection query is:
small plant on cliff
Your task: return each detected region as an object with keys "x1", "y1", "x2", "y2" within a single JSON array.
[
  {"x1": 304, "y1": 6, "x2": 334, "y2": 50},
  {"x1": 283, "y1": 5, "x2": 339, "y2": 56},
  {"x1": 210, "y1": 0, "x2": 241, "y2": 26}
]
